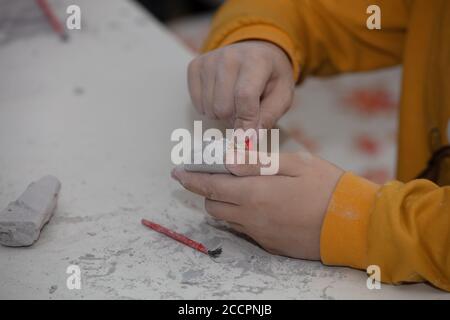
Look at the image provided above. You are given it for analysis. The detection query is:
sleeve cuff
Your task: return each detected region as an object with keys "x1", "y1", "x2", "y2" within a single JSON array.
[
  {"x1": 202, "y1": 23, "x2": 304, "y2": 82},
  {"x1": 320, "y1": 172, "x2": 381, "y2": 270}
]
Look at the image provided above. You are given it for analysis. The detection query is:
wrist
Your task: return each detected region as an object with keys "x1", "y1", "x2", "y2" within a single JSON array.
[{"x1": 320, "y1": 172, "x2": 381, "y2": 269}]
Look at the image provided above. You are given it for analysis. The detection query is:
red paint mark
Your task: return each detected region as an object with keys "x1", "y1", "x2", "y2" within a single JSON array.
[
  {"x1": 361, "y1": 168, "x2": 391, "y2": 184},
  {"x1": 141, "y1": 219, "x2": 221, "y2": 257},
  {"x1": 245, "y1": 137, "x2": 251, "y2": 150},
  {"x1": 36, "y1": 0, "x2": 68, "y2": 41},
  {"x1": 344, "y1": 88, "x2": 397, "y2": 115},
  {"x1": 355, "y1": 134, "x2": 380, "y2": 156}
]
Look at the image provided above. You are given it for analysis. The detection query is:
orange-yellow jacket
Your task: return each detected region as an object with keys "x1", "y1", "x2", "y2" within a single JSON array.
[{"x1": 202, "y1": 0, "x2": 450, "y2": 291}]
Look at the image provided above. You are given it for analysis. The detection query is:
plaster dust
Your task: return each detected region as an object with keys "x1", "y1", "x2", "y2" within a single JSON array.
[{"x1": 202, "y1": 217, "x2": 255, "y2": 264}]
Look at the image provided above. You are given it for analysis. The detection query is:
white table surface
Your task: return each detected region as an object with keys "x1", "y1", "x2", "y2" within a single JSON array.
[{"x1": 0, "y1": 0, "x2": 448, "y2": 299}]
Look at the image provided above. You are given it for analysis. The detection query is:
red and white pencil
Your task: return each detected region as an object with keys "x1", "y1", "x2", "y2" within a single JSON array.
[
  {"x1": 36, "y1": 0, "x2": 68, "y2": 41},
  {"x1": 141, "y1": 219, "x2": 222, "y2": 258}
]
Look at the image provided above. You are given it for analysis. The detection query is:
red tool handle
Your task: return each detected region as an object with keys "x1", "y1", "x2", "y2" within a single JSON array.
[
  {"x1": 141, "y1": 219, "x2": 208, "y2": 255},
  {"x1": 36, "y1": 0, "x2": 67, "y2": 40}
]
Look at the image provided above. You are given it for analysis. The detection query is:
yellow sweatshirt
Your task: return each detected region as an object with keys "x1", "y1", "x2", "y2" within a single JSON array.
[{"x1": 202, "y1": 0, "x2": 450, "y2": 291}]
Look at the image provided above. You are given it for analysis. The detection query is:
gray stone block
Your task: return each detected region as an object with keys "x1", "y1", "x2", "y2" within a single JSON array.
[{"x1": 0, "y1": 175, "x2": 61, "y2": 247}]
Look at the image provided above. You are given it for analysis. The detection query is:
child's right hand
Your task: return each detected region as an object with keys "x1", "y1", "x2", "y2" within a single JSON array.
[{"x1": 187, "y1": 40, "x2": 295, "y2": 130}]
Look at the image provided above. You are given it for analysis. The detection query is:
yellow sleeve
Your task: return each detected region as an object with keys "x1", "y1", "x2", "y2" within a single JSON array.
[
  {"x1": 203, "y1": 0, "x2": 409, "y2": 81},
  {"x1": 321, "y1": 172, "x2": 450, "y2": 291}
]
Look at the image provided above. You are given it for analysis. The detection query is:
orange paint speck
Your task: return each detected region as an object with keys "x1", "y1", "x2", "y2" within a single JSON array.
[{"x1": 344, "y1": 88, "x2": 397, "y2": 115}]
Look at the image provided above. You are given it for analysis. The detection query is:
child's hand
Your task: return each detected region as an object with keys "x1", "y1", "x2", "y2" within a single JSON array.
[
  {"x1": 171, "y1": 152, "x2": 344, "y2": 260},
  {"x1": 187, "y1": 41, "x2": 295, "y2": 130}
]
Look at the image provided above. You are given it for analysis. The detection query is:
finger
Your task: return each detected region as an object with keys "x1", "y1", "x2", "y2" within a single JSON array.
[
  {"x1": 227, "y1": 222, "x2": 247, "y2": 234},
  {"x1": 171, "y1": 167, "x2": 249, "y2": 205},
  {"x1": 204, "y1": 199, "x2": 243, "y2": 224},
  {"x1": 226, "y1": 151, "x2": 312, "y2": 177},
  {"x1": 233, "y1": 61, "x2": 272, "y2": 130},
  {"x1": 187, "y1": 58, "x2": 203, "y2": 115},
  {"x1": 212, "y1": 56, "x2": 239, "y2": 120},
  {"x1": 200, "y1": 56, "x2": 217, "y2": 119},
  {"x1": 258, "y1": 79, "x2": 294, "y2": 129}
]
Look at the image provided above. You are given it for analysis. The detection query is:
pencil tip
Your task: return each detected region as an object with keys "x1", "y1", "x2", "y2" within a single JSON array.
[
  {"x1": 60, "y1": 33, "x2": 69, "y2": 42},
  {"x1": 208, "y1": 247, "x2": 222, "y2": 258}
]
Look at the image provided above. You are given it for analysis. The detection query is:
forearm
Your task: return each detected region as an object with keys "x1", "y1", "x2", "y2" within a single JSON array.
[
  {"x1": 203, "y1": 0, "x2": 409, "y2": 81},
  {"x1": 321, "y1": 173, "x2": 450, "y2": 291}
]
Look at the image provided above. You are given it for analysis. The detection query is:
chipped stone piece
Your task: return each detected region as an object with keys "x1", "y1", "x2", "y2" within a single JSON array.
[{"x1": 0, "y1": 175, "x2": 61, "y2": 247}]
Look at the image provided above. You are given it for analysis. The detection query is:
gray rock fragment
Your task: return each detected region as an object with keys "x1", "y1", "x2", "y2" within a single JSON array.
[
  {"x1": 0, "y1": 175, "x2": 61, "y2": 247},
  {"x1": 184, "y1": 139, "x2": 230, "y2": 173}
]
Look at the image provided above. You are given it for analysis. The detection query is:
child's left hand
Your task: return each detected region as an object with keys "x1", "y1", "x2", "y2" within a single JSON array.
[{"x1": 171, "y1": 152, "x2": 344, "y2": 260}]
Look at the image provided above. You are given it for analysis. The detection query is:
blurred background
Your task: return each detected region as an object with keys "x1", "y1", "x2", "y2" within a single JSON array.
[
  {"x1": 136, "y1": 0, "x2": 221, "y2": 22},
  {"x1": 135, "y1": 0, "x2": 221, "y2": 52}
]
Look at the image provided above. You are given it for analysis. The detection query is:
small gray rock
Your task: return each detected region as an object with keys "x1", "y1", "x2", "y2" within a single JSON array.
[{"x1": 49, "y1": 285, "x2": 58, "y2": 294}]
